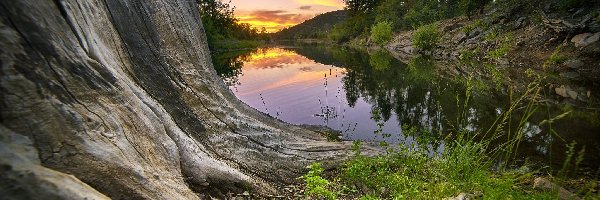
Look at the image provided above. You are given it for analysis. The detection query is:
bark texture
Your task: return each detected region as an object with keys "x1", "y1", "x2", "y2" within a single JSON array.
[{"x1": 0, "y1": 0, "x2": 371, "y2": 198}]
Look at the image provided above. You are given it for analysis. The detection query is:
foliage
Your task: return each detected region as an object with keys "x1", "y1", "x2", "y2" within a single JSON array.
[
  {"x1": 275, "y1": 10, "x2": 348, "y2": 40},
  {"x1": 370, "y1": 21, "x2": 393, "y2": 45},
  {"x1": 402, "y1": 0, "x2": 446, "y2": 28},
  {"x1": 373, "y1": 0, "x2": 404, "y2": 28},
  {"x1": 543, "y1": 46, "x2": 567, "y2": 67},
  {"x1": 301, "y1": 163, "x2": 335, "y2": 199},
  {"x1": 196, "y1": 0, "x2": 268, "y2": 50},
  {"x1": 459, "y1": 0, "x2": 491, "y2": 18},
  {"x1": 343, "y1": 0, "x2": 381, "y2": 15},
  {"x1": 328, "y1": 14, "x2": 371, "y2": 43},
  {"x1": 411, "y1": 23, "x2": 440, "y2": 51}
]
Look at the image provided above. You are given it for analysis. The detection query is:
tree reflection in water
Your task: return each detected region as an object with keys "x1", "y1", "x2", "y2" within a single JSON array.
[{"x1": 212, "y1": 45, "x2": 600, "y2": 172}]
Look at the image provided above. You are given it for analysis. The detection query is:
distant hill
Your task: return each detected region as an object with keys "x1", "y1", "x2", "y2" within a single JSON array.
[{"x1": 273, "y1": 10, "x2": 348, "y2": 40}]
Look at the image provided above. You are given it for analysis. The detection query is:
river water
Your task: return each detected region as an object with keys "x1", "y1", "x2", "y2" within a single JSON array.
[{"x1": 213, "y1": 45, "x2": 599, "y2": 175}]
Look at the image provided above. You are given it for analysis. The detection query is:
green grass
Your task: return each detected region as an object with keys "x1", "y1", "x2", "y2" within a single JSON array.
[
  {"x1": 543, "y1": 46, "x2": 567, "y2": 68},
  {"x1": 487, "y1": 34, "x2": 513, "y2": 60},
  {"x1": 303, "y1": 139, "x2": 558, "y2": 199}
]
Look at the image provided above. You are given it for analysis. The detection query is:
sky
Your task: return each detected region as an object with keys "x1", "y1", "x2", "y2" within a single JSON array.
[{"x1": 229, "y1": 0, "x2": 345, "y2": 32}]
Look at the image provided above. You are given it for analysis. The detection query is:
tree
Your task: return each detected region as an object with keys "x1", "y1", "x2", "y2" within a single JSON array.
[
  {"x1": 343, "y1": 0, "x2": 381, "y2": 15},
  {"x1": 460, "y1": 0, "x2": 491, "y2": 19}
]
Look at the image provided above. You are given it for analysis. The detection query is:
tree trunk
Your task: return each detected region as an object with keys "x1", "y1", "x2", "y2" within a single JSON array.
[{"x1": 0, "y1": 0, "x2": 377, "y2": 198}]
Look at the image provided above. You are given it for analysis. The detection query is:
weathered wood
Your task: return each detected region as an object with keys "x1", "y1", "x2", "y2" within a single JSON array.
[{"x1": 0, "y1": 0, "x2": 378, "y2": 198}]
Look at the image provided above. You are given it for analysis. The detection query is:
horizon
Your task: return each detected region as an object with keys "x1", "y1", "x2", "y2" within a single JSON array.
[{"x1": 229, "y1": 0, "x2": 345, "y2": 33}]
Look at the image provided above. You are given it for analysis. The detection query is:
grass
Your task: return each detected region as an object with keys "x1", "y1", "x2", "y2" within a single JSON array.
[
  {"x1": 487, "y1": 33, "x2": 514, "y2": 60},
  {"x1": 303, "y1": 140, "x2": 558, "y2": 199},
  {"x1": 543, "y1": 46, "x2": 567, "y2": 68}
]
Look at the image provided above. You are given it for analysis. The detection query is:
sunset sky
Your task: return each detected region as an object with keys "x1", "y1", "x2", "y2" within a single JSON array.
[{"x1": 229, "y1": 0, "x2": 345, "y2": 32}]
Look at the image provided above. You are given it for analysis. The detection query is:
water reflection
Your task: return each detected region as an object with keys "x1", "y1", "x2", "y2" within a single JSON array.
[{"x1": 213, "y1": 45, "x2": 600, "y2": 172}]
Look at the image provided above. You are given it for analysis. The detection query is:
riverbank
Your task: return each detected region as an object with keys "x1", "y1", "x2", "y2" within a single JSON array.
[{"x1": 382, "y1": 3, "x2": 600, "y2": 106}]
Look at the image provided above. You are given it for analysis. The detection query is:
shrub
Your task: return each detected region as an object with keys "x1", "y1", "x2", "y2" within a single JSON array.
[
  {"x1": 301, "y1": 163, "x2": 335, "y2": 199},
  {"x1": 411, "y1": 23, "x2": 440, "y2": 51},
  {"x1": 370, "y1": 21, "x2": 393, "y2": 45}
]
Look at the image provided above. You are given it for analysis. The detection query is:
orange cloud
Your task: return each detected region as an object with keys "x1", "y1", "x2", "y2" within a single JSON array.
[
  {"x1": 236, "y1": 10, "x2": 313, "y2": 32},
  {"x1": 294, "y1": 0, "x2": 345, "y2": 8}
]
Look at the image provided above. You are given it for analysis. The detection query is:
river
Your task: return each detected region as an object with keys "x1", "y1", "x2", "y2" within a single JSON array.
[{"x1": 212, "y1": 45, "x2": 600, "y2": 175}]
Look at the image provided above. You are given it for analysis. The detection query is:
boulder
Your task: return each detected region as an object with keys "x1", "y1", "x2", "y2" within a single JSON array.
[
  {"x1": 564, "y1": 59, "x2": 584, "y2": 69},
  {"x1": 571, "y1": 32, "x2": 600, "y2": 47},
  {"x1": 533, "y1": 177, "x2": 581, "y2": 200},
  {"x1": 555, "y1": 85, "x2": 578, "y2": 100}
]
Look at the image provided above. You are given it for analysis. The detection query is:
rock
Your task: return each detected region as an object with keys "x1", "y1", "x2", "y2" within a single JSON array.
[
  {"x1": 533, "y1": 177, "x2": 581, "y2": 200},
  {"x1": 571, "y1": 32, "x2": 600, "y2": 47},
  {"x1": 564, "y1": 59, "x2": 584, "y2": 69},
  {"x1": 468, "y1": 27, "x2": 483, "y2": 38},
  {"x1": 497, "y1": 58, "x2": 510, "y2": 65},
  {"x1": 0, "y1": 0, "x2": 381, "y2": 199},
  {"x1": 454, "y1": 31, "x2": 468, "y2": 43},
  {"x1": 555, "y1": 85, "x2": 578, "y2": 100},
  {"x1": 559, "y1": 71, "x2": 581, "y2": 80},
  {"x1": 443, "y1": 192, "x2": 483, "y2": 200},
  {"x1": 514, "y1": 17, "x2": 527, "y2": 29}
]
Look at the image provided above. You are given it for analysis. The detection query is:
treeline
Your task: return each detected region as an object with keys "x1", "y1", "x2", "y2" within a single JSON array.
[
  {"x1": 330, "y1": 0, "x2": 588, "y2": 44},
  {"x1": 330, "y1": 0, "x2": 492, "y2": 43},
  {"x1": 274, "y1": 10, "x2": 348, "y2": 40},
  {"x1": 196, "y1": 0, "x2": 269, "y2": 49}
]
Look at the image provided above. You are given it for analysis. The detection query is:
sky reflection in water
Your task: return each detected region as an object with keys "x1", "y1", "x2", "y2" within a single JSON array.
[{"x1": 229, "y1": 48, "x2": 403, "y2": 142}]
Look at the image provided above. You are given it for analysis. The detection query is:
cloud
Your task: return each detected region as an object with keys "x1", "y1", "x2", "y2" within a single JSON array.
[
  {"x1": 236, "y1": 10, "x2": 313, "y2": 32},
  {"x1": 294, "y1": 0, "x2": 345, "y2": 8},
  {"x1": 298, "y1": 6, "x2": 312, "y2": 10}
]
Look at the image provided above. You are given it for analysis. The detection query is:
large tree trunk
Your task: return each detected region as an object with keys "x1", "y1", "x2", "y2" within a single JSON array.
[{"x1": 0, "y1": 0, "x2": 375, "y2": 198}]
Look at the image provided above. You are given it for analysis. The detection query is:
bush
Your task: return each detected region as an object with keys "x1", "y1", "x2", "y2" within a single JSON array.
[
  {"x1": 411, "y1": 23, "x2": 440, "y2": 51},
  {"x1": 301, "y1": 163, "x2": 335, "y2": 199},
  {"x1": 370, "y1": 21, "x2": 393, "y2": 45}
]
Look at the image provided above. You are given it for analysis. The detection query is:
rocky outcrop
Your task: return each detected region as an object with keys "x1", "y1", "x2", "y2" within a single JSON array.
[{"x1": 0, "y1": 0, "x2": 372, "y2": 198}]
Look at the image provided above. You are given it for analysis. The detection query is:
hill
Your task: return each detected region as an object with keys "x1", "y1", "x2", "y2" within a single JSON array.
[{"x1": 273, "y1": 10, "x2": 348, "y2": 40}]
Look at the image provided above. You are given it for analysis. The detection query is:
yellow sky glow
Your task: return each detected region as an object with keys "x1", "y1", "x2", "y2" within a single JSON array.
[{"x1": 231, "y1": 0, "x2": 345, "y2": 33}]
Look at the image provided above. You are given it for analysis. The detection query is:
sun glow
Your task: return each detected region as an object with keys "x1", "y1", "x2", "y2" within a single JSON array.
[{"x1": 230, "y1": 0, "x2": 345, "y2": 33}]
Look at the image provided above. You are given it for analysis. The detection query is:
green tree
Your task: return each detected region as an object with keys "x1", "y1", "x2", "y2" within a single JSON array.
[{"x1": 343, "y1": 0, "x2": 381, "y2": 15}]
